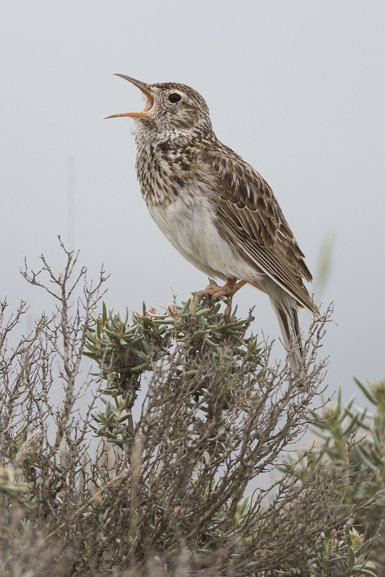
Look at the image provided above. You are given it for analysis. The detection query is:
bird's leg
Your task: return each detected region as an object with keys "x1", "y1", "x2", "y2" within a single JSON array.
[
  {"x1": 224, "y1": 295, "x2": 233, "y2": 324},
  {"x1": 223, "y1": 280, "x2": 247, "y2": 322},
  {"x1": 200, "y1": 279, "x2": 246, "y2": 299},
  {"x1": 200, "y1": 279, "x2": 247, "y2": 322}
]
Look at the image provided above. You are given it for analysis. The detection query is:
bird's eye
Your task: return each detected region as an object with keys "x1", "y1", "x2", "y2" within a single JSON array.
[{"x1": 168, "y1": 93, "x2": 182, "y2": 103}]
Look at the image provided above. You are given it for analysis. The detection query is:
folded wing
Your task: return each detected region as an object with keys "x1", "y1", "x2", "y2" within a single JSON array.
[{"x1": 199, "y1": 142, "x2": 318, "y2": 314}]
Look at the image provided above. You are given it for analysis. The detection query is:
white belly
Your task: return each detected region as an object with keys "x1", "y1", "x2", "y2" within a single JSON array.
[{"x1": 148, "y1": 193, "x2": 261, "y2": 283}]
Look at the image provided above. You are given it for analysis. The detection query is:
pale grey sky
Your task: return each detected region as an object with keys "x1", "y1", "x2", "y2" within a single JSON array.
[{"x1": 1, "y1": 0, "x2": 384, "y2": 397}]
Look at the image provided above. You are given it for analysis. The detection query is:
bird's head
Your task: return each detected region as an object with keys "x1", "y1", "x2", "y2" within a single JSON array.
[{"x1": 106, "y1": 75, "x2": 212, "y2": 138}]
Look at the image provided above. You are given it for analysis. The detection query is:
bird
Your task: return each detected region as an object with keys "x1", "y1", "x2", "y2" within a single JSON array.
[{"x1": 106, "y1": 74, "x2": 319, "y2": 368}]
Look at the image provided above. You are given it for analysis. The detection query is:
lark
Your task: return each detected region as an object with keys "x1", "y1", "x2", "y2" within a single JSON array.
[{"x1": 107, "y1": 75, "x2": 318, "y2": 367}]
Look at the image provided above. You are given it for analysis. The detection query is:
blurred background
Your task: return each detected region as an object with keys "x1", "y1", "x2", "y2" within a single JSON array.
[{"x1": 1, "y1": 0, "x2": 384, "y2": 398}]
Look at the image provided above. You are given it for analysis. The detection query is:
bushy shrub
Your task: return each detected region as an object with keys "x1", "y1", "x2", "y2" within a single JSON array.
[{"x1": 0, "y1": 244, "x2": 381, "y2": 576}]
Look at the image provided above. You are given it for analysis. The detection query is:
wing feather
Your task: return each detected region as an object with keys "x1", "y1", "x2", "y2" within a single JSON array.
[{"x1": 198, "y1": 142, "x2": 318, "y2": 314}]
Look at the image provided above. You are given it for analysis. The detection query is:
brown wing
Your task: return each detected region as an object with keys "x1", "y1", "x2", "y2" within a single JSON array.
[{"x1": 199, "y1": 142, "x2": 318, "y2": 313}]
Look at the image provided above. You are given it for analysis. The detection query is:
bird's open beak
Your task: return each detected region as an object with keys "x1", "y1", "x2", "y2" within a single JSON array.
[{"x1": 105, "y1": 74, "x2": 154, "y2": 119}]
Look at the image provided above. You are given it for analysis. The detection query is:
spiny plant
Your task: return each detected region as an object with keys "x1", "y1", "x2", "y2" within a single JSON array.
[{"x1": 0, "y1": 242, "x2": 380, "y2": 576}]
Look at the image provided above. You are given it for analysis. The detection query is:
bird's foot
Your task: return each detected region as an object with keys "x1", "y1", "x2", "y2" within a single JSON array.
[
  {"x1": 200, "y1": 279, "x2": 246, "y2": 299},
  {"x1": 200, "y1": 279, "x2": 247, "y2": 323}
]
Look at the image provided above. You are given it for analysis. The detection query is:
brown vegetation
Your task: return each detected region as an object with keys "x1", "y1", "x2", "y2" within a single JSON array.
[{"x1": 0, "y1": 242, "x2": 380, "y2": 576}]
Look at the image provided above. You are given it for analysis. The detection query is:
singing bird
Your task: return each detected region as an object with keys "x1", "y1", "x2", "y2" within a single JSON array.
[{"x1": 107, "y1": 75, "x2": 318, "y2": 366}]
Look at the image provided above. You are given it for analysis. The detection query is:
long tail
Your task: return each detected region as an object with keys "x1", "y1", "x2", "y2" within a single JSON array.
[{"x1": 267, "y1": 283, "x2": 303, "y2": 370}]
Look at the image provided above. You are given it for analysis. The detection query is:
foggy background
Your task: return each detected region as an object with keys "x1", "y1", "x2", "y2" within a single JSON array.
[{"x1": 1, "y1": 1, "x2": 384, "y2": 398}]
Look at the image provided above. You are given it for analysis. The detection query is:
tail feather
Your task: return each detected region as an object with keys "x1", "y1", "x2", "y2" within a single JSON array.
[{"x1": 267, "y1": 284, "x2": 304, "y2": 370}]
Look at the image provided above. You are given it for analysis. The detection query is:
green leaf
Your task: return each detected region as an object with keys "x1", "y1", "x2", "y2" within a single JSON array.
[{"x1": 354, "y1": 378, "x2": 378, "y2": 406}]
